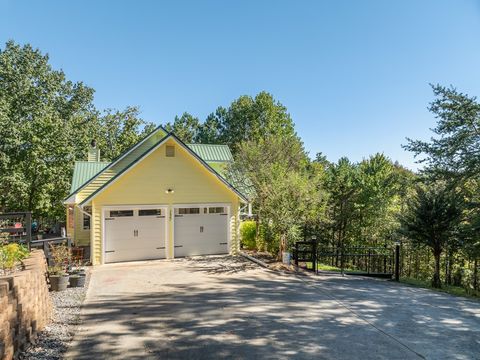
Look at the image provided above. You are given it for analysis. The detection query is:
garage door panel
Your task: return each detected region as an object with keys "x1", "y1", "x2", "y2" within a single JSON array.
[
  {"x1": 105, "y1": 208, "x2": 166, "y2": 263},
  {"x1": 174, "y1": 207, "x2": 228, "y2": 257}
]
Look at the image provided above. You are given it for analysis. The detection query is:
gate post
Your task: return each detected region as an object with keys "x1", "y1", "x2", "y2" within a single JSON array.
[
  {"x1": 25, "y1": 212, "x2": 32, "y2": 250},
  {"x1": 311, "y1": 236, "x2": 317, "y2": 274},
  {"x1": 394, "y1": 243, "x2": 400, "y2": 281}
]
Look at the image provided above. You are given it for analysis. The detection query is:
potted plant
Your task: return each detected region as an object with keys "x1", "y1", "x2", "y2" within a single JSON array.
[
  {"x1": 68, "y1": 259, "x2": 86, "y2": 287},
  {"x1": 48, "y1": 243, "x2": 71, "y2": 291}
]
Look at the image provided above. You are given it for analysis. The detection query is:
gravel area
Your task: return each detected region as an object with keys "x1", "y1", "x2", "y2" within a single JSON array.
[{"x1": 19, "y1": 271, "x2": 90, "y2": 360}]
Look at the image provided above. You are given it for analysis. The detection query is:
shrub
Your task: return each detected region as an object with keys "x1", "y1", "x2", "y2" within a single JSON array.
[
  {"x1": 240, "y1": 221, "x2": 257, "y2": 250},
  {"x1": 48, "y1": 243, "x2": 71, "y2": 275},
  {"x1": 0, "y1": 243, "x2": 30, "y2": 272}
]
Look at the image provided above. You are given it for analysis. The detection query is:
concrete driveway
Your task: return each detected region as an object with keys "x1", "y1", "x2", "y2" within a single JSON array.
[{"x1": 66, "y1": 256, "x2": 480, "y2": 360}]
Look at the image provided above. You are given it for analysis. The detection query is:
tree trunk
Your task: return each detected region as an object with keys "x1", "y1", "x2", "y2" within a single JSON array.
[{"x1": 432, "y1": 250, "x2": 442, "y2": 288}]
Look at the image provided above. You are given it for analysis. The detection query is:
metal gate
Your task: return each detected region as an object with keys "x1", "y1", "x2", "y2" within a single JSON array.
[{"x1": 293, "y1": 238, "x2": 400, "y2": 280}]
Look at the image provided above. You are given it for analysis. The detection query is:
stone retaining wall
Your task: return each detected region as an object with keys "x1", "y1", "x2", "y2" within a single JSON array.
[{"x1": 0, "y1": 250, "x2": 52, "y2": 360}]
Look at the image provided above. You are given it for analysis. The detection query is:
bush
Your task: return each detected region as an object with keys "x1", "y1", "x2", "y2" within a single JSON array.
[
  {"x1": 240, "y1": 221, "x2": 257, "y2": 250},
  {"x1": 0, "y1": 243, "x2": 30, "y2": 272},
  {"x1": 48, "y1": 243, "x2": 71, "y2": 275}
]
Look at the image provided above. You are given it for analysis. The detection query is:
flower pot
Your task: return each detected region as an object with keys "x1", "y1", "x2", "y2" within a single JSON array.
[
  {"x1": 69, "y1": 274, "x2": 86, "y2": 288},
  {"x1": 49, "y1": 274, "x2": 69, "y2": 291}
]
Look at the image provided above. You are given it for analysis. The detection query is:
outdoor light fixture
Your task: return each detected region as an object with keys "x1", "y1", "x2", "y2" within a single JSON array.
[{"x1": 165, "y1": 188, "x2": 174, "y2": 194}]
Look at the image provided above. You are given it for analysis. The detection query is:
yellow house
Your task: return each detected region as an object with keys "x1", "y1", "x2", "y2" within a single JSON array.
[{"x1": 64, "y1": 126, "x2": 248, "y2": 265}]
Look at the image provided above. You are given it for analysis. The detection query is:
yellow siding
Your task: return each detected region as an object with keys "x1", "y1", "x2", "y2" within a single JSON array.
[
  {"x1": 91, "y1": 205, "x2": 102, "y2": 265},
  {"x1": 89, "y1": 139, "x2": 241, "y2": 264},
  {"x1": 73, "y1": 207, "x2": 90, "y2": 246},
  {"x1": 76, "y1": 128, "x2": 167, "y2": 203}
]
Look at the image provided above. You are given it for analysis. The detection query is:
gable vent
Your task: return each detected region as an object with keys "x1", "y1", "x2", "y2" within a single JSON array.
[{"x1": 166, "y1": 145, "x2": 175, "y2": 157}]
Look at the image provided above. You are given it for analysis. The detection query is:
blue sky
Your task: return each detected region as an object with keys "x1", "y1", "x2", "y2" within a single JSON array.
[{"x1": 1, "y1": 0, "x2": 480, "y2": 169}]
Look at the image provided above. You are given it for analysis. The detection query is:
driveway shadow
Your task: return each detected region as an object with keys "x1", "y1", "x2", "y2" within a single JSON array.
[{"x1": 65, "y1": 258, "x2": 480, "y2": 360}]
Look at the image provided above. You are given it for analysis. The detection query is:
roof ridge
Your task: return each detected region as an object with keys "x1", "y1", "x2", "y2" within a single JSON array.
[{"x1": 187, "y1": 143, "x2": 230, "y2": 147}]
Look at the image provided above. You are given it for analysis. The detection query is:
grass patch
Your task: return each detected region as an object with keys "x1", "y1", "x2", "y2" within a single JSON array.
[
  {"x1": 317, "y1": 263, "x2": 342, "y2": 271},
  {"x1": 302, "y1": 262, "x2": 365, "y2": 274},
  {"x1": 401, "y1": 277, "x2": 480, "y2": 300}
]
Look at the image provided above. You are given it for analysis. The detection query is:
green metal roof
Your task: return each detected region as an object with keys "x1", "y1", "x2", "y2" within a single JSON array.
[
  {"x1": 187, "y1": 144, "x2": 233, "y2": 162},
  {"x1": 69, "y1": 137, "x2": 246, "y2": 203},
  {"x1": 70, "y1": 161, "x2": 110, "y2": 194}
]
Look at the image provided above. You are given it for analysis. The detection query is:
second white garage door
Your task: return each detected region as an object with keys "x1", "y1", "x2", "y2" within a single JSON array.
[{"x1": 174, "y1": 205, "x2": 229, "y2": 257}]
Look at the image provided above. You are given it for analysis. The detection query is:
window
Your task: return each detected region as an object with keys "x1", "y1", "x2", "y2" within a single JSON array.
[
  {"x1": 83, "y1": 213, "x2": 90, "y2": 230},
  {"x1": 178, "y1": 207, "x2": 200, "y2": 215},
  {"x1": 83, "y1": 206, "x2": 91, "y2": 230},
  {"x1": 209, "y1": 207, "x2": 226, "y2": 214},
  {"x1": 166, "y1": 145, "x2": 175, "y2": 157},
  {"x1": 139, "y1": 209, "x2": 163, "y2": 216},
  {"x1": 109, "y1": 210, "x2": 134, "y2": 217}
]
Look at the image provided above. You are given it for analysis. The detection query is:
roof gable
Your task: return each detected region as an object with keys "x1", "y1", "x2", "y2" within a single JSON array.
[
  {"x1": 79, "y1": 134, "x2": 247, "y2": 205},
  {"x1": 67, "y1": 126, "x2": 168, "y2": 202}
]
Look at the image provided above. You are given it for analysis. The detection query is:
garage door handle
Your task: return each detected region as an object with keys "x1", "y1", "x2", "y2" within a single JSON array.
[
  {"x1": 156, "y1": 247, "x2": 165, "y2": 250},
  {"x1": 175, "y1": 215, "x2": 183, "y2": 217},
  {"x1": 105, "y1": 218, "x2": 115, "y2": 220},
  {"x1": 220, "y1": 213, "x2": 228, "y2": 216},
  {"x1": 157, "y1": 216, "x2": 165, "y2": 218},
  {"x1": 174, "y1": 245, "x2": 183, "y2": 248},
  {"x1": 105, "y1": 250, "x2": 115, "y2": 253},
  {"x1": 219, "y1": 242, "x2": 227, "y2": 245}
]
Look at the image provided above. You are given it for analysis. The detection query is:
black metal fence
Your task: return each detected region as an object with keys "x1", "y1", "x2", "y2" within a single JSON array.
[
  {"x1": 293, "y1": 239, "x2": 401, "y2": 280},
  {"x1": 293, "y1": 239, "x2": 318, "y2": 272}
]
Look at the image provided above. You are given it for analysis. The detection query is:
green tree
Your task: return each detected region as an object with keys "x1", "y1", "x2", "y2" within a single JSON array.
[
  {"x1": 404, "y1": 84, "x2": 480, "y2": 180},
  {"x1": 0, "y1": 41, "x2": 96, "y2": 218},
  {"x1": 399, "y1": 183, "x2": 463, "y2": 288},
  {"x1": 324, "y1": 158, "x2": 359, "y2": 263},
  {"x1": 218, "y1": 92, "x2": 298, "y2": 152},
  {"x1": 95, "y1": 106, "x2": 155, "y2": 160},
  {"x1": 356, "y1": 153, "x2": 399, "y2": 245},
  {"x1": 164, "y1": 112, "x2": 200, "y2": 143},
  {"x1": 195, "y1": 107, "x2": 226, "y2": 144},
  {"x1": 228, "y1": 135, "x2": 312, "y2": 257}
]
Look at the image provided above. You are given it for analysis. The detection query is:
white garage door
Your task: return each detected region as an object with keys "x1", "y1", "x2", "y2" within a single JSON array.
[
  {"x1": 105, "y1": 207, "x2": 166, "y2": 263},
  {"x1": 174, "y1": 206, "x2": 229, "y2": 257}
]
